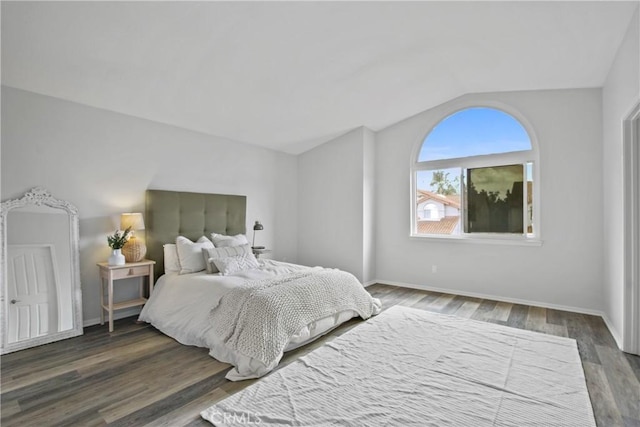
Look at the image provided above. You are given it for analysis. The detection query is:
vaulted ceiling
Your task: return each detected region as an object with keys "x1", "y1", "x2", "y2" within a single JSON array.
[{"x1": 2, "y1": 1, "x2": 637, "y2": 154}]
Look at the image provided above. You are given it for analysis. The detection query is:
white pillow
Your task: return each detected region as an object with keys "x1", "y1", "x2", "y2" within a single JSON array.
[
  {"x1": 163, "y1": 244, "x2": 180, "y2": 274},
  {"x1": 213, "y1": 254, "x2": 260, "y2": 276},
  {"x1": 211, "y1": 233, "x2": 249, "y2": 248},
  {"x1": 175, "y1": 236, "x2": 214, "y2": 274},
  {"x1": 202, "y1": 244, "x2": 252, "y2": 274}
]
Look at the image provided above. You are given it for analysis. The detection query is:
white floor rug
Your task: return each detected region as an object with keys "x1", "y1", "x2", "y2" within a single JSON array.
[{"x1": 201, "y1": 305, "x2": 596, "y2": 426}]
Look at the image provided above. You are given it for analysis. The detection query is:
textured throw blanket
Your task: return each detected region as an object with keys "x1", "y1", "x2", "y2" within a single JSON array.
[{"x1": 210, "y1": 268, "x2": 380, "y2": 367}]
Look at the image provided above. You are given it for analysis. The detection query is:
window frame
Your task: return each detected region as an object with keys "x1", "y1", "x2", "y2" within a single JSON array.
[{"x1": 410, "y1": 103, "x2": 541, "y2": 245}]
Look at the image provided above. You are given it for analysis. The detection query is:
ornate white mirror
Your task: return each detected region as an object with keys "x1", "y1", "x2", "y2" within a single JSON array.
[{"x1": 1, "y1": 187, "x2": 83, "y2": 354}]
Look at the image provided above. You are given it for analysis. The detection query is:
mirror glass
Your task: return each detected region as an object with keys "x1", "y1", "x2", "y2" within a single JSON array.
[{"x1": 1, "y1": 188, "x2": 83, "y2": 354}]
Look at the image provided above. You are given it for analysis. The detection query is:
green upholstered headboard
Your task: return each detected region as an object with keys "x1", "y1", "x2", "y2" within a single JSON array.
[{"x1": 145, "y1": 190, "x2": 246, "y2": 281}]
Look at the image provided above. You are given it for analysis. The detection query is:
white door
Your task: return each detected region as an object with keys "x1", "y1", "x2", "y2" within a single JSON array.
[
  {"x1": 624, "y1": 104, "x2": 640, "y2": 355},
  {"x1": 635, "y1": 115, "x2": 640, "y2": 353},
  {"x1": 6, "y1": 245, "x2": 59, "y2": 343}
]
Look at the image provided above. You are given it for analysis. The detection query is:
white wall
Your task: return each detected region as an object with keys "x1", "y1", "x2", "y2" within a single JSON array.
[
  {"x1": 1, "y1": 86, "x2": 299, "y2": 325},
  {"x1": 375, "y1": 88, "x2": 605, "y2": 312},
  {"x1": 602, "y1": 7, "x2": 640, "y2": 345},
  {"x1": 297, "y1": 126, "x2": 375, "y2": 283},
  {"x1": 4, "y1": 30, "x2": 633, "y2": 332}
]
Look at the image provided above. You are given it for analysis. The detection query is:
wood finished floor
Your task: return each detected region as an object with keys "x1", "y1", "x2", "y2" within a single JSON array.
[{"x1": 2, "y1": 284, "x2": 639, "y2": 427}]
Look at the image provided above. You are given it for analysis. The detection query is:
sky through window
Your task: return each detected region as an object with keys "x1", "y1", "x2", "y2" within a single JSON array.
[{"x1": 418, "y1": 107, "x2": 531, "y2": 162}]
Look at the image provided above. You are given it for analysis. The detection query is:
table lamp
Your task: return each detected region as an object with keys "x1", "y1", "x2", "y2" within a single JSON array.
[
  {"x1": 252, "y1": 220, "x2": 264, "y2": 249},
  {"x1": 121, "y1": 212, "x2": 146, "y2": 262}
]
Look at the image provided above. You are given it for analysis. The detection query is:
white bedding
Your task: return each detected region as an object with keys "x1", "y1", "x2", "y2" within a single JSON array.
[{"x1": 138, "y1": 260, "x2": 372, "y2": 380}]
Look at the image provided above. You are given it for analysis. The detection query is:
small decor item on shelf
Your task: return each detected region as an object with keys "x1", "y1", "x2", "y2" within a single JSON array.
[
  {"x1": 120, "y1": 213, "x2": 146, "y2": 262},
  {"x1": 107, "y1": 226, "x2": 131, "y2": 266}
]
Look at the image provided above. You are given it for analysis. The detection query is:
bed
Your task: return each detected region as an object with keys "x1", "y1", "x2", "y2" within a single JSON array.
[{"x1": 138, "y1": 190, "x2": 381, "y2": 381}]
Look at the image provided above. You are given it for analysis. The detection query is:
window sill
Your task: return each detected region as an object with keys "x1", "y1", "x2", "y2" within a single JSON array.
[{"x1": 409, "y1": 234, "x2": 543, "y2": 247}]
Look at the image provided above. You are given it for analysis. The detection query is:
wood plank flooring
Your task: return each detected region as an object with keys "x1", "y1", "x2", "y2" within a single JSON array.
[{"x1": 2, "y1": 284, "x2": 639, "y2": 426}]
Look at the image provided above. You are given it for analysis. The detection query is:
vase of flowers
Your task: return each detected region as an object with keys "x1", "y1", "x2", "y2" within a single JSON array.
[{"x1": 107, "y1": 227, "x2": 131, "y2": 266}]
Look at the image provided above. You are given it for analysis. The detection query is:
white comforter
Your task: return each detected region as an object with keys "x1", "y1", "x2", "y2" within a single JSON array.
[{"x1": 138, "y1": 260, "x2": 381, "y2": 380}]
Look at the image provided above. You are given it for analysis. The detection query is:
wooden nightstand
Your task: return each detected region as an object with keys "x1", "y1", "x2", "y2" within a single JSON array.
[{"x1": 97, "y1": 260, "x2": 155, "y2": 332}]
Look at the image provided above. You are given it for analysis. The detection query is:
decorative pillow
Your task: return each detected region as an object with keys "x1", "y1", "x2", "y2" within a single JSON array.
[
  {"x1": 163, "y1": 244, "x2": 180, "y2": 274},
  {"x1": 212, "y1": 253, "x2": 260, "y2": 276},
  {"x1": 211, "y1": 233, "x2": 249, "y2": 248},
  {"x1": 202, "y1": 244, "x2": 252, "y2": 274},
  {"x1": 175, "y1": 236, "x2": 214, "y2": 275}
]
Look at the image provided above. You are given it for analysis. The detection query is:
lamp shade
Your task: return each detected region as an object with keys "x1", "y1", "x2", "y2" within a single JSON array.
[
  {"x1": 252, "y1": 220, "x2": 264, "y2": 248},
  {"x1": 120, "y1": 213, "x2": 145, "y2": 231}
]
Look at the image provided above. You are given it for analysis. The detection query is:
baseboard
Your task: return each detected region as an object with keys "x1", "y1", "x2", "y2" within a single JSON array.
[
  {"x1": 363, "y1": 280, "x2": 377, "y2": 287},
  {"x1": 600, "y1": 313, "x2": 623, "y2": 349},
  {"x1": 374, "y1": 279, "x2": 615, "y2": 327},
  {"x1": 83, "y1": 307, "x2": 142, "y2": 328}
]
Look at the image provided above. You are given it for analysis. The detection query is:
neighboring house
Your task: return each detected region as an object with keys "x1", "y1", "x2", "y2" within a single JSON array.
[{"x1": 416, "y1": 190, "x2": 461, "y2": 235}]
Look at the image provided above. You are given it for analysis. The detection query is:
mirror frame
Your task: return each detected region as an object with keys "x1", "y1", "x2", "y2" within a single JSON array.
[{"x1": 1, "y1": 187, "x2": 83, "y2": 354}]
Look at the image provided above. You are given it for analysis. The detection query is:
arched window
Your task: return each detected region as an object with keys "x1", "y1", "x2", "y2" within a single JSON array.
[{"x1": 412, "y1": 106, "x2": 538, "y2": 239}]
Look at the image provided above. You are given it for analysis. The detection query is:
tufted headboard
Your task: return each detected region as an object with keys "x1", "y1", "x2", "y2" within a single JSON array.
[{"x1": 145, "y1": 190, "x2": 246, "y2": 281}]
